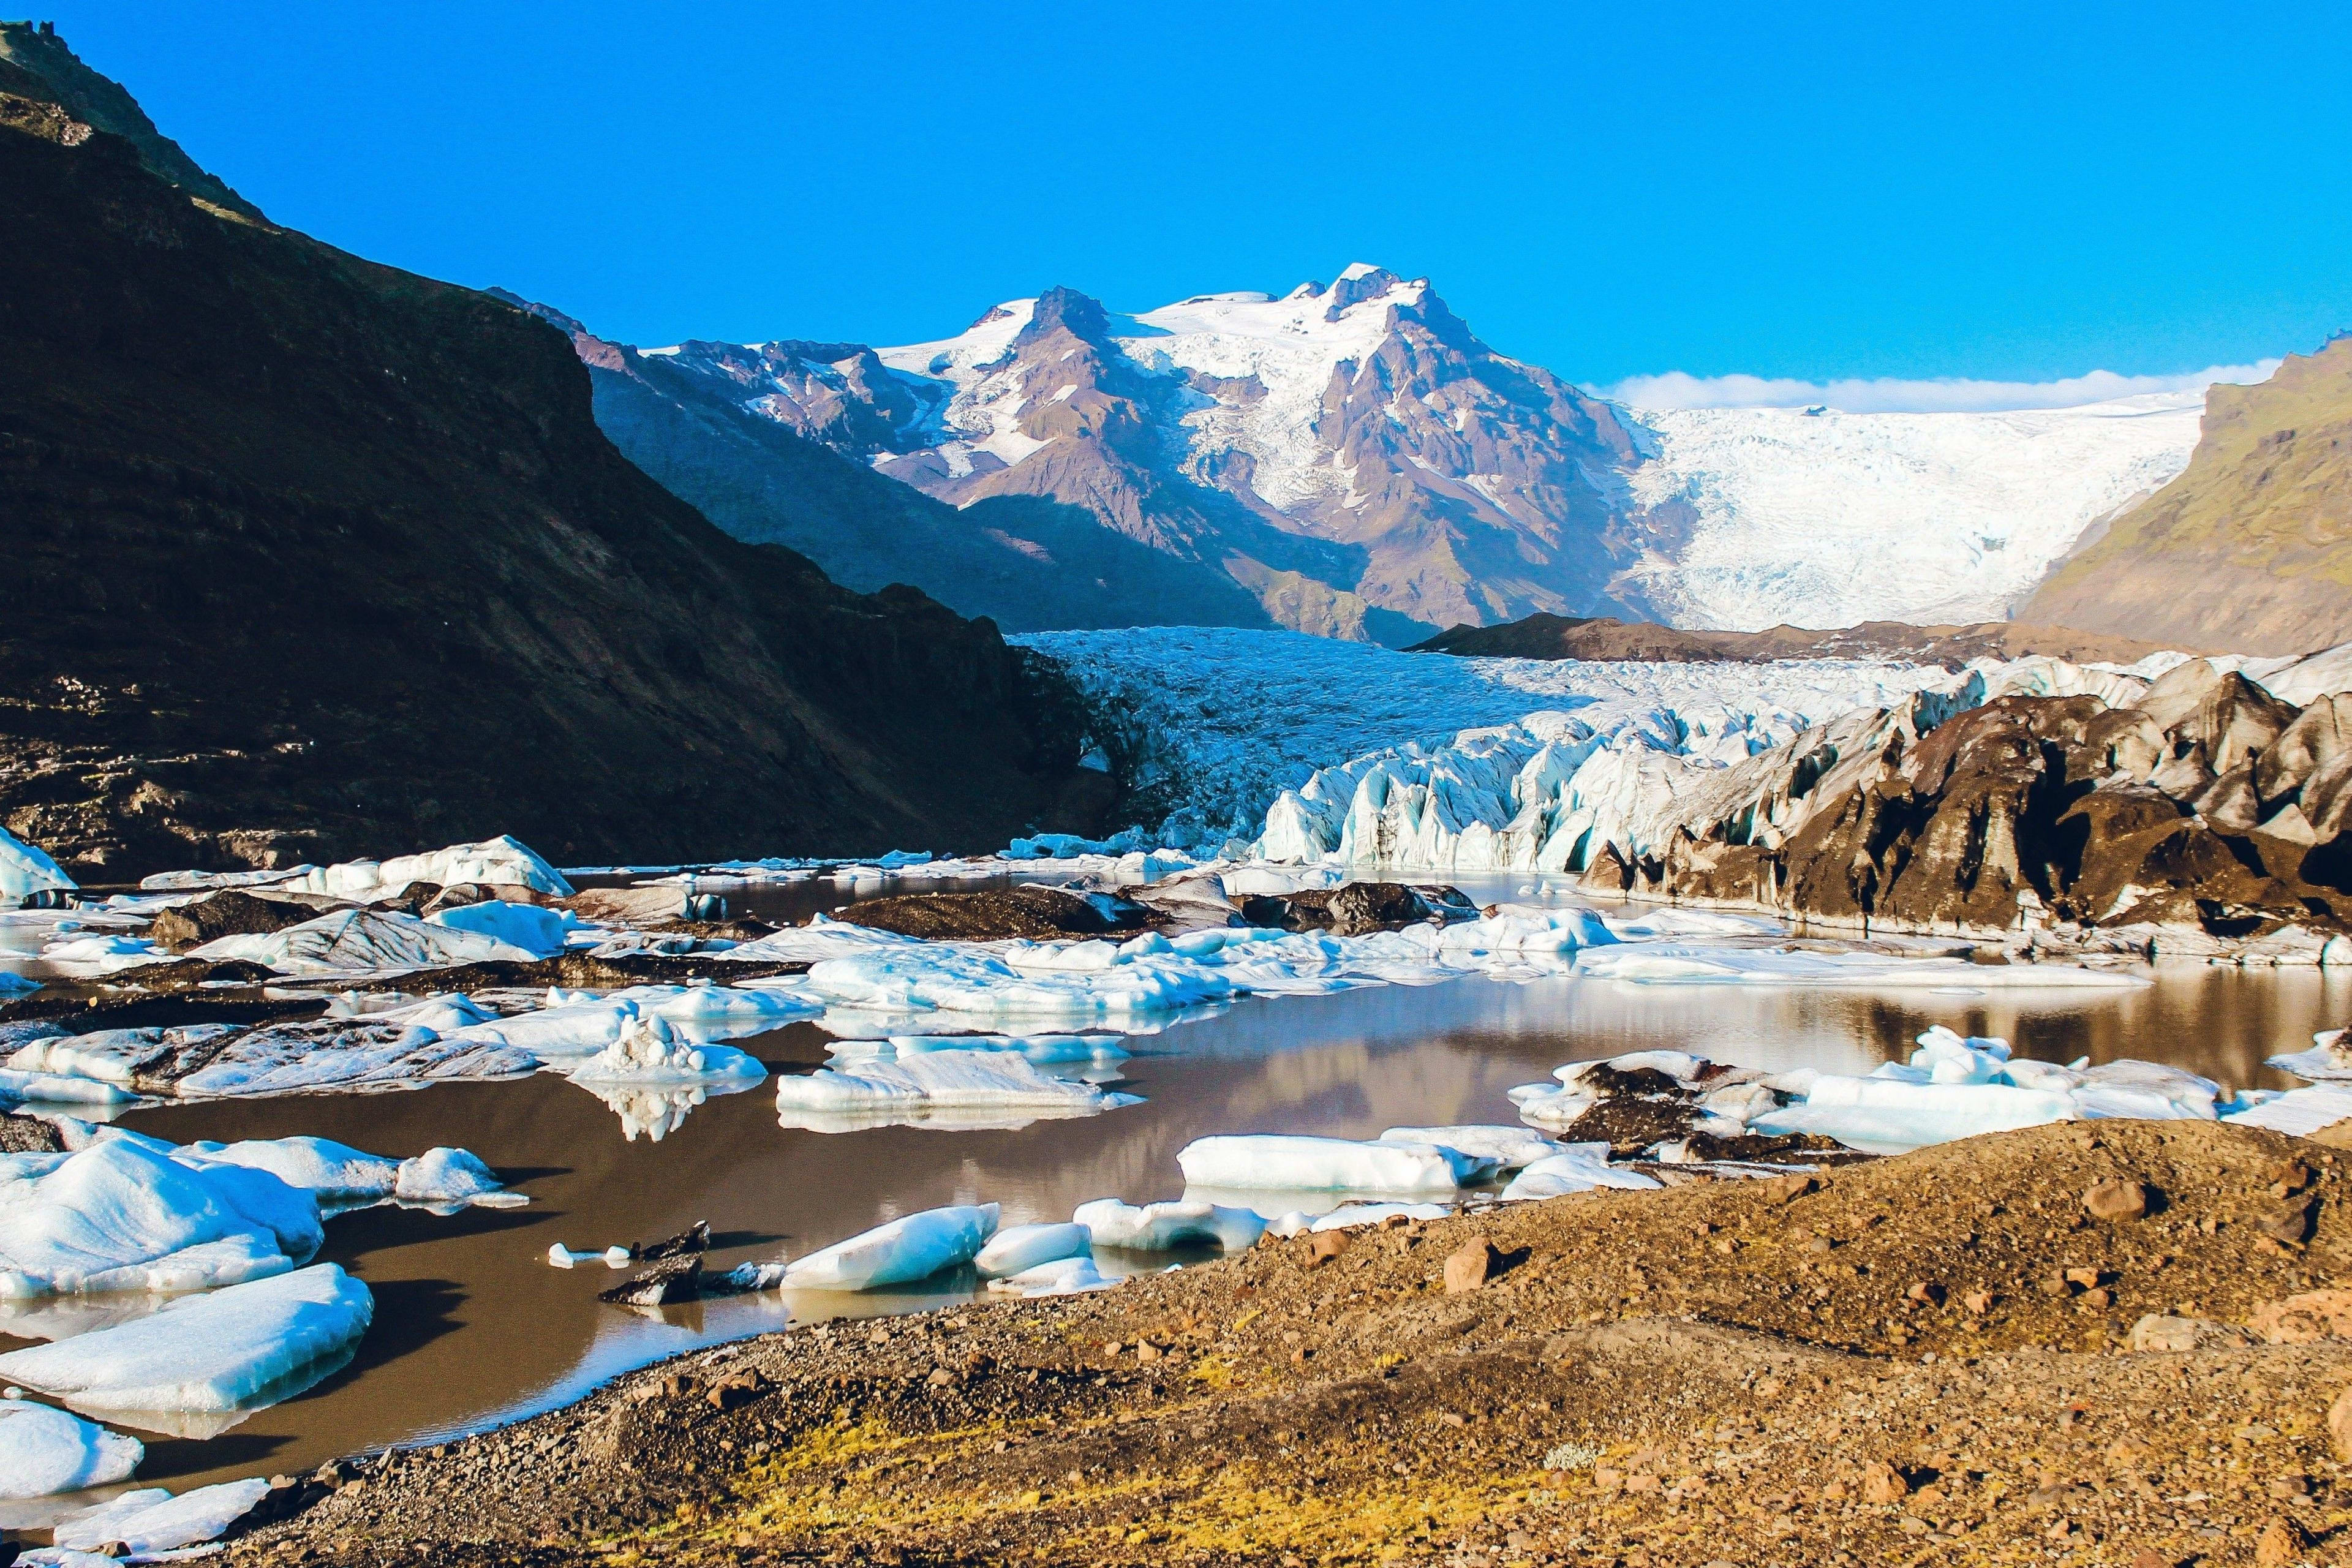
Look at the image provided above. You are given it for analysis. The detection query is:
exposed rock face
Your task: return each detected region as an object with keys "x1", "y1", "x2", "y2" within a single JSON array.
[
  {"x1": 1239, "y1": 881, "x2": 1473, "y2": 936},
  {"x1": 2024, "y1": 336, "x2": 2352, "y2": 657},
  {"x1": 1411, "y1": 612, "x2": 2195, "y2": 668},
  {"x1": 503, "y1": 296, "x2": 1272, "y2": 635},
  {"x1": 0, "y1": 48, "x2": 1098, "y2": 880},
  {"x1": 1622, "y1": 659, "x2": 2352, "y2": 942}
]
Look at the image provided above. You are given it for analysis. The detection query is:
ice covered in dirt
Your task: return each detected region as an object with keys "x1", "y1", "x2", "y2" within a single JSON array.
[
  {"x1": 190, "y1": 908, "x2": 541, "y2": 974},
  {"x1": 50, "y1": 1476, "x2": 270, "y2": 1553},
  {"x1": 0, "y1": 1395, "x2": 143, "y2": 1498},
  {"x1": 779, "y1": 1204, "x2": 1000, "y2": 1292},
  {"x1": 0, "y1": 1262, "x2": 372, "y2": 1420},
  {"x1": 1176, "y1": 1134, "x2": 1496, "y2": 1194},
  {"x1": 1072, "y1": 1198, "x2": 1266, "y2": 1251},
  {"x1": 279, "y1": 835, "x2": 573, "y2": 903}
]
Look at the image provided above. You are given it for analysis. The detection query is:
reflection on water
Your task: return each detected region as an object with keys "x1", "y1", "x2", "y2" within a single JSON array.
[{"x1": 6, "y1": 960, "x2": 2339, "y2": 1496}]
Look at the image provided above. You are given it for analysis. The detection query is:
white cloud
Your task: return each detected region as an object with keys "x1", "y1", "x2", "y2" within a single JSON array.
[{"x1": 1596, "y1": 361, "x2": 2280, "y2": 414}]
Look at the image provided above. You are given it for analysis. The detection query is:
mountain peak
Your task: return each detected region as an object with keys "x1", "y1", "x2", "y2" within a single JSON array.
[
  {"x1": 1325, "y1": 265, "x2": 1407, "y2": 318},
  {"x1": 1015, "y1": 285, "x2": 1113, "y2": 349}
]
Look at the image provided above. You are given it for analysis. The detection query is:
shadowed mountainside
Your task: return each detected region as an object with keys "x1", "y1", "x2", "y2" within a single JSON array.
[
  {"x1": 1409, "y1": 612, "x2": 2192, "y2": 667},
  {"x1": 0, "y1": 32, "x2": 1101, "y2": 878}
]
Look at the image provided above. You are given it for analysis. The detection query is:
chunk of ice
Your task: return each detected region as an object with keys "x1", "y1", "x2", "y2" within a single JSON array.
[
  {"x1": 973, "y1": 1221, "x2": 1091, "y2": 1280},
  {"x1": 0, "y1": 1396, "x2": 143, "y2": 1498},
  {"x1": 426, "y1": 900, "x2": 580, "y2": 957},
  {"x1": 0, "y1": 826, "x2": 75, "y2": 908},
  {"x1": 1501, "y1": 1147, "x2": 1664, "y2": 1200},
  {"x1": 1175, "y1": 1134, "x2": 1495, "y2": 1194},
  {"x1": 984, "y1": 1256, "x2": 1114, "y2": 1296},
  {"x1": 0, "y1": 1264, "x2": 372, "y2": 1417},
  {"x1": 278, "y1": 835, "x2": 572, "y2": 902},
  {"x1": 0, "y1": 1138, "x2": 320, "y2": 1297},
  {"x1": 780, "y1": 1204, "x2": 1000, "y2": 1291},
  {"x1": 1072, "y1": 1198, "x2": 1265, "y2": 1251},
  {"x1": 1378, "y1": 1125, "x2": 1558, "y2": 1170},
  {"x1": 568, "y1": 1011, "x2": 766, "y2": 1087},
  {"x1": 772, "y1": 1049, "x2": 1138, "y2": 1118},
  {"x1": 51, "y1": 1476, "x2": 271, "y2": 1553},
  {"x1": 1265, "y1": 1202, "x2": 1451, "y2": 1237}
]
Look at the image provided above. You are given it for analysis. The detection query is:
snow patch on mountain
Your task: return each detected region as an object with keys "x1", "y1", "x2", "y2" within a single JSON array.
[{"x1": 1615, "y1": 394, "x2": 2204, "y2": 630}]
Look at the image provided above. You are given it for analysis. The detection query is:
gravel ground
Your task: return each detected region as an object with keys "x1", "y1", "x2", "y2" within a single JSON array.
[{"x1": 220, "y1": 1119, "x2": 2352, "y2": 1567}]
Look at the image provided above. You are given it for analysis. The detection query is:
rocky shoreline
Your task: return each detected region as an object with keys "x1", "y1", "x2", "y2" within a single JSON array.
[{"x1": 209, "y1": 1119, "x2": 2352, "y2": 1567}]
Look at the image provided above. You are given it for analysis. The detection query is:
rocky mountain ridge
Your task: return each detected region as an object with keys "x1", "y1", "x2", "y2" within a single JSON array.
[
  {"x1": 590, "y1": 266, "x2": 2218, "y2": 643},
  {"x1": 0, "y1": 36, "x2": 1100, "y2": 878}
]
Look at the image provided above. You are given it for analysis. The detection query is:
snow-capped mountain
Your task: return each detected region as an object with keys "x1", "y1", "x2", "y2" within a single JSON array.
[{"x1": 629, "y1": 266, "x2": 2213, "y2": 640}]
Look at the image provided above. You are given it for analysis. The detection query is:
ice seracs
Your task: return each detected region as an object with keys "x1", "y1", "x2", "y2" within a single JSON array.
[{"x1": 0, "y1": 1262, "x2": 373, "y2": 1421}]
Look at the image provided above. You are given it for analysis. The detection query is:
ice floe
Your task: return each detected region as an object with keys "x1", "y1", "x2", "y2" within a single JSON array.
[
  {"x1": 179, "y1": 1135, "x2": 519, "y2": 1211},
  {"x1": 1500, "y1": 1147, "x2": 1665, "y2": 1200},
  {"x1": 1378, "y1": 1125, "x2": 1559, "y2": 1169},
  {"x1": 1569, "y1": 943, "x2": 2149, "y2": 990},
  {"x1": 1072, "y1": 1198, "x2": 1266, "y2": 1251},
  {"x1": 779, "y1": 1203, "x2": 1000, "y2": 1292},
  {"x1": 1176, "y1": 1134, "x2": 1496, "y2": 1194},
  {"x1": 190, "y1": 908, "x2": 541, "y2": 974},
  {"x1": 279, "y1": 835, "x2": 574, "y2": 903},
  {"x1": 0, "y1": 1395, "x2": 142, "y2": 1498},
  {"x1": 50, "y1": 1476, "x2": 270, "y2": 1553},
  {"x1": 548, "y1": 1243, "x2": 636, "y2": 1269},
  {"x1": 568, "y1": 1012, "x2": 766, "y2": 1088},
  {"x1": 772, "y1": 1049, "x2": 1137, "y2": 1132},
  {"x1": 0, "y1": 1262, "x2": 372, "y2": 1422},
  {"x1": 427, "y1": 899, "x2": 582, "y2": 957},
  {"x1": 972, "y1": 1221, "x2": 1091, "y2": 1279},
  {"x1": 2268, "y1": 1027, "x2": 2352, "y2": 1084}
]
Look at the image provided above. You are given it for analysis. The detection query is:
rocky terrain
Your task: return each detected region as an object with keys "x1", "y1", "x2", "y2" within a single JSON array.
[
  {"x1": 0, "y1": 32, "x2": 1102, "y2": 881},
  {"x1": 1411, "y1": 613, "x2": 2190, "y2": 668},
  {"x1": 2026, "y1": 336, "x2": 2352, "y2": 657},
  {"x1": 1589, "y1": 658, "x2": 2352, "y2": 949},
  {"x1": 213, "y1": 1118, "x2": 2352, "y2": 1566}
]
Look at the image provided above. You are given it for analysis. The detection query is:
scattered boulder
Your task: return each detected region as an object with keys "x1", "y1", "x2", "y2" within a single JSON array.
[
  {"x1": 2082, "y1": 1178, "x2": 2150, "y2": 1221},
  {"x1": 1444, "y1": 1240, "x2": 1500, "y2": 1294},
  {"x1": 2128, "y1": 1314, "x2": 2251, "y2": 1352},
  {"x1": 2250, "y1": 1290, "x2": 2352, "y2": 1344},
  {"x1": 146, "y1": 889, "x2": 312, "y2": 951},
  {"x1": 2260, "y1": 1198, "x2": 2319, "y2": 1248},
  {"x1": 1305, "y1": 1231, "x2": 1352, "y2": 1267},
  {"x1": 1859, "y1": 1461, "x2": 1910, "y2": 1504},
  {"x1": 1246, "y1": 881, "x2": 1472, "y2": 936}
]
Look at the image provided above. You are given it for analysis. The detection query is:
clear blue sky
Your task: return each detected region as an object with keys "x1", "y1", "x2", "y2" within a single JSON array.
[{"x1": 39, "y1": 1, "x2": 2352, "y2": 386}]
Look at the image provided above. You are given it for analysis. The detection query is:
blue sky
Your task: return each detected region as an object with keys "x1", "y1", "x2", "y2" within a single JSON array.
[{"x1": 42, "y1": 2, "x2": 2352, "y2": 401}]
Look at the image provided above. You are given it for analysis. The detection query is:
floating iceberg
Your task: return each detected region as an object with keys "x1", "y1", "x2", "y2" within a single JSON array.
[
  {"x1": 12, "y1": 1017, "x2": 538, "y2": 1099},
  {"x1": 1570, "y1": 943, "x2": 2149, "y2": 990},
  {"x1": 50, "y1": 1476, "x2": 270, "y2": 1553},
  {"x1": 2223, "y1": 1085, "x2": 2352, "y2": 1139},
  {"x1": 548, "y1": 1243, "x2": 635, "y2": 1269},
  {"x1": 179, "y1": 1135, "x2": 517, "y2": 1209},
  {"x1": 391, "y1": 1146, "x2": 521, "y2": 1206},
  {"x1": 1175, "y1": 1134, "x2": 1496, "y2": 1194},
  {"x1": 0, "y1": 1396, "x2": 142, "y2": 1498},
  {"x1": 279, "y1": 835, "x2": 573, "y2": 903},
  {"x1": 780, "y1": 1203, "x2": 1000, "y2": 1291},
  {"x1": 0, "y1": 826, "x2": 75, "y2": 909},
  {"x1": 1072, "y1": 1198, "x2": 1265, "y2": 1251},
  {"x1": 973, "y1": 1221, "x2": 1091, "y2": 1280},
  {"x1": 0, "y1": 1137, "x2": 320, "y2": 1297},
  {"x1": 0, "y1": 1263, "x2": 372, "y2": 1419},
  {"x1": 2268, "y1": 1027, "x2": 2352, "y2": 1084},
  {"x1": 568, "y1": 1012, "x2": 765, "y2": 1087},
  {"x1": 772, "y1": 1049, "x2": 1138, "y2": 1125}
]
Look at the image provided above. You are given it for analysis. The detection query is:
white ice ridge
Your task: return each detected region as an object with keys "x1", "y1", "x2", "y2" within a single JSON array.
[
  {"x1": 50, "y1": 1476, "x2": 271, "y2": 1553},
  {"x1": 0, "y1": 824, "x2": 75, "y2": 908},
  {"x1": 772, "y1": 1048, "x2": 1139, "y2": 1126},
  {"x1": 779, "y1": 1203, "x2": 1000, "y2": 1292},
  {"x1": 0, "y1": 1262, "x2": 373, "y2": 1417},
  {"x1": 0, "y1": 1395, "x2": 142, "y2": 1498},
  {"x1": 1010, "y1": 626, "x2": 1992, "y2": 851},
  {"x1": 1616, "y1": 396, "x2": 2204, "y2": 630}
]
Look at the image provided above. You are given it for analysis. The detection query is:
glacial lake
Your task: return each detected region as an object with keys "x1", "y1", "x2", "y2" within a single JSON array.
[{"x1": 11, "y1": 946, "x2": 2337, "y2": 1506}]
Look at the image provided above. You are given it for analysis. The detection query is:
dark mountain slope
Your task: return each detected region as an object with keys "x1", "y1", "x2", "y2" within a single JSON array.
[
  {"x1": 502, "y1": 300, "x2": 1270, "y2": 632},
  {"x1": 0, "y1": 62, "x2": 1097, "y2": 878},
  {"x1": 2024, "y1": 336, "x2": 2352, "y2": 657}
]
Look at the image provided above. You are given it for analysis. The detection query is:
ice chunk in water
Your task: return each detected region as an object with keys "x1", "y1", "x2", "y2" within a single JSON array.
[
  {"x1": 780, "y1": 1204, "x2": 1000, "y2": 1291},
  {"x1": 183, "y1": 1135, "x2": 399, "y2": 1198},
  {"x1": 1748, "y1": 1077, "x2": 2078, "y2": 1155},
  {"x1": 0, "y1": 1263, "x2": 372, "y2": 1418},
  {"x1": 773, "y1": 1049, "x2": 1138, "y2": 1117},
  {"x1": 973, "y1": 1221, "x2": 1091, "y2": 1280},
  {"x1": 51, "y1": 1476, "x2": 271, "y2": 1552},
  {"x1": 568, "y1": 1012, "x2": 766, "y2": 1087},
  {"x1": 394, "y1": 1147, "x2": 522, "y2": 1207},
  {"x1": 1175, "y1": 1134, "x2": 1495, "y2": 1194},
  {"x1": 426, "y1": 900, "x2": 580, "y2": 957},
  {"x1": 0, "y1": 1395, "x2": 142, "y2": 1498},
  {"x1": 279, "y1": 835, "x2": 572, "y2": 903},
  {"x1": 1072, "y1": 1199, "x2": 1265, "y2": 1251},
  {"x1": 984, "y1": 1256, "x2": 1114, "y2": 1296},
  {"x1": 1378, "y1": 1125, "x2": 1558, "y2": 1170},
  {"x1": 189, "y1": 908, "x2": 539, "y2": 974},
  {"x1": 0, "y1": 1138, "x2": 320, "y2": 1297},
  {"x1": 0, "y1": 826, "x2": 75, "y2": 908}
]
